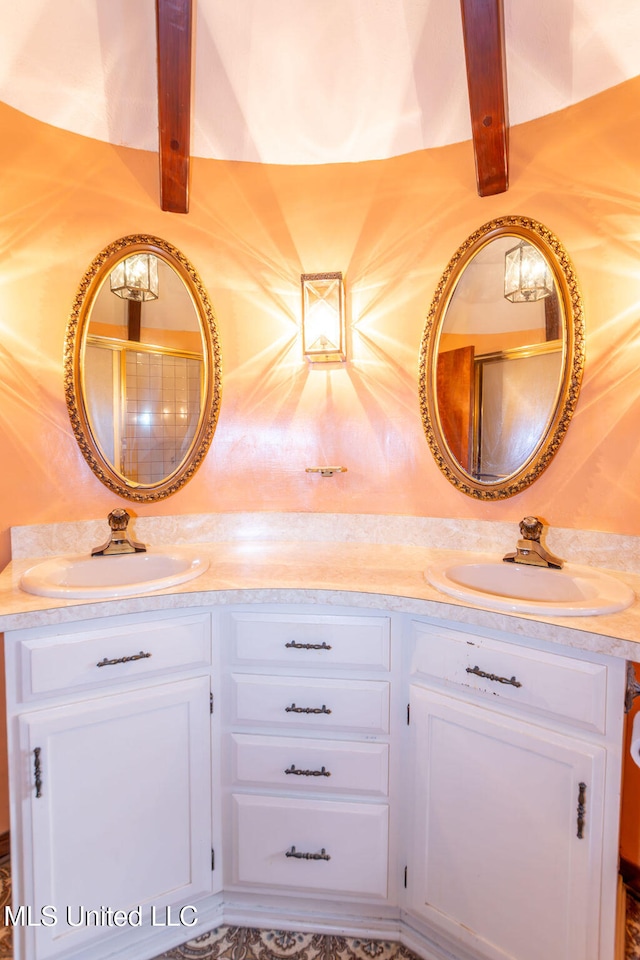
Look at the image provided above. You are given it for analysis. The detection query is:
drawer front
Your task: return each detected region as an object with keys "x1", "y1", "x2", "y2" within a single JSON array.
[
  {"x1": 230, "y1": 674, "x2": 390, "y2": 734},
  {"x1": 410, "y1": 621, "x2": 607, "y2": 733},
  {"x1": 20, "y1": 614, "x2": 211, "y2": 698},
  {"x1": 229, "y1": 612, "x2": 390, "y2": 670},
  {"x1": 231, "y1": 794, "x2": 388, "y2": 898},
  {"x1": 231, "y1": 733, "x2": 389, "y2": 796}
]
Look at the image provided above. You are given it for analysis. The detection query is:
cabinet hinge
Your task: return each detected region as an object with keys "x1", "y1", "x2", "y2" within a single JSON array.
[
  {"x1": 625, "y1": 662, "x2": 640, "y2": 713},
  {"x1": 404, "y1": 865, "x2": 408, "y2": 888},
  {"x1": 407, "y1": 703, "x2": 410, "y2": 725},
  {"x1": 210, "y1": 692, "x2": 214, "y2": 715},
  {"x1": 211, "y1": 849, "x2": 215, "y2": 871}
]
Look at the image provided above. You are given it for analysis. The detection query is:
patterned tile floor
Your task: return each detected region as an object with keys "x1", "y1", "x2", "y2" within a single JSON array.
[
  {"x1": 154, "y1": 928, "x2": 418, "y2": 960},
  {"x1": 0, "y1": 858, "x2": 11, "y2": 960},
  {"x1": 627, "y1": 890, "x2": 640, "y2": 960},
  {"x1": 1, "y1": 858, "x2": 640, "y2": 960}
]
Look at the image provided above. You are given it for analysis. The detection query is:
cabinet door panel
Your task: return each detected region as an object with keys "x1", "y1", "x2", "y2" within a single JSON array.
[
  {"x1": 19, "y1": 613, "x2": 211, "y2": 699},
  {"x1": 410, "y1": 620, "x2": 608, "y2": 733},
  {"x1": 20, "y1": 677, "x2": 212, "y2": 959},
  {"x1": 408, "y1": 685, "x2": 605, "y2": 960},
  {"x1": 230, "y1": 674, "x2": 389, "y2": 734},
  {"x1": 231, "y1": 733, "x2": 389, "y2": 796},
  {"x1": 231, "y1": 794, "x2": 388, "y2": 898},
  {"x1": 229, "y1": 612, "x2": 390, "y2": 669}
]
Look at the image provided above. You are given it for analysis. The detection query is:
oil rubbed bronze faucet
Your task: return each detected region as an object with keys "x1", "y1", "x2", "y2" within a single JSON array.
[
  {"x1": 502, "y1": 516, "x2": 564, "y2": 569},
  {"x1": 91, "y1": 508, "x2": 147, "y2": 557}
]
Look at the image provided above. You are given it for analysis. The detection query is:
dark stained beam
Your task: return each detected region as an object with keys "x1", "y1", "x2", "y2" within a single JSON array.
[
  {"x1": 459, "y1": 0, "x2": 509, "y2": 197},
  {"x1": 155, "y1": 0, "x2": 193, "y2": 213},
  {"x1": 127, "y1": 300, "x2": 142, "y2": 342}
]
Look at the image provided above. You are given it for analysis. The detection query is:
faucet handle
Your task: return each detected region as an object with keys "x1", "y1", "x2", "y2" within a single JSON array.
[
  {"x1": 92, "y1": 508, "x2": 146, "y2": 556},
  {"x1": 504, "y1": 516, "x2": 563, "y2": 568},
  {"x1": 519, "y1": 516, "x2": 543, "y2": 542},
  {"x1": 107, "y1": 508, "x2": 131, "y2": 533}
]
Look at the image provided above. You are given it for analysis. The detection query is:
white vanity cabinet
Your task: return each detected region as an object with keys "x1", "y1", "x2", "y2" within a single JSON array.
[
  {"x1": 2, "y1": 599, "x2": 631, "y2": 960},
  {"x1": 221, "y1": 610, "x2": 393, "y2": 903},
  {"x1": 404, "y1": 619, "x2": 627, "y2": 960},
  {"x1": 5, "y1": 611, "x2": 216, "y2": 960}
]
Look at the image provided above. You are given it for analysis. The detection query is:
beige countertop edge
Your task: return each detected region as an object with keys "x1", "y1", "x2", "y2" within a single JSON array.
[{"x1": 0, "y1": 541, "x2": 639, "y2": 661}]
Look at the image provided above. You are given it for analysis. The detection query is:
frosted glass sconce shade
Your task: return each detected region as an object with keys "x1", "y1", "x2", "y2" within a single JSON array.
[
  {"x1": 504, "y1": 241, "x2": 553, "y2": 302},
  {"x1": 301, "y1": 272, "x2": 346, "y2": 362},
  {"x1": 110, "y1": 254, "x2": 159, "y2": 302}
]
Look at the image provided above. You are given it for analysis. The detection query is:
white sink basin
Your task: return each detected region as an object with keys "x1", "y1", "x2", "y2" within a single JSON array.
[
  {"x1": 426, "y1": 559, "x2": 635, "y2": 616},
  {"x1": 20, "y1": 549, "x2": 209, "y2": 599}
]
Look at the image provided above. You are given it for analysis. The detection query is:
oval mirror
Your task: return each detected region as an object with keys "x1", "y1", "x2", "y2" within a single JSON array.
[
  {"x1": 419, "y1": 216, "x2": 584, "y2": 499},
  {"x1": 64, "y1": 235, "x2": 222, "y2": 501}
]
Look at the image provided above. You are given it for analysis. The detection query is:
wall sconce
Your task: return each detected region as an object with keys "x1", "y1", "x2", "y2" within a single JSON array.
[
  {"x1": 504, "y1": 241, "x2": 553, "y2": 302},
  {"x1": 301, "y1": 272, "x2": 346, "y2": 362},
  {"x1": 110, "y1": 254, "x2": 159, "y2": 302}
]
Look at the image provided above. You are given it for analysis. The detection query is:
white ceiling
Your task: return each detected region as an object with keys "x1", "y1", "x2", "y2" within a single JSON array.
[{"x1": 2, "y1": 0, "x2": 640, "y2": 166}]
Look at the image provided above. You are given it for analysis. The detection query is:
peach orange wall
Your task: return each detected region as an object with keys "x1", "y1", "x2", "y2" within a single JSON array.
[
  {"x1": 2, "y1": 79, "x2": 640, "y2": 837},
  {"x1": 2, "y1": 82, "x2": 640, "y2": 571}
]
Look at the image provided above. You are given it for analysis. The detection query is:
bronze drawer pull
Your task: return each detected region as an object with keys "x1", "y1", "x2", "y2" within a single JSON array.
[
  {"x1": 285, "y1": 641, "x2": 332, "y2": 651},
  {"x1": 285, "y1": 703, "x2": 332, "y2": 715},
  {"x1": 286, "y1": 846, "x2": 331, "y2": 861},
  {"x1": 466, "y1": 665, "x2": 522, "y2": 688},
  {"x1": 285, "y1": 764, "x2": 331, "y2": 777},
  {"x1": 33, "y1": 747, "x2": 42, "y2": 798},
  {"x1": 577, "y1": 782, "x2": 587, "y2": 839},
  {"x1": 96, "y1": 651, "x2": 152, "y2": 668}
]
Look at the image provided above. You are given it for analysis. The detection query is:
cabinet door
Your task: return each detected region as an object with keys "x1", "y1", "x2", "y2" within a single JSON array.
[
  {"x1": 407, "y1": 684, "x2": 606, "y2": 960},
  {"x1": 19, "y1": 676, "x2": 212, "y2": 960},
  {"x1": 231, "y1": 794, "x2": 389, "y2": 899}
]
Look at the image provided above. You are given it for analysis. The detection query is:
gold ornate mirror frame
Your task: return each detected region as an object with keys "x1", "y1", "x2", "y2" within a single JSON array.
[
  {"x1": 64, "y1": 235, "x2": 222, "y2": 502},
  {"x1": 418, "y1": 216, "x2": 585, "y2": 500}
]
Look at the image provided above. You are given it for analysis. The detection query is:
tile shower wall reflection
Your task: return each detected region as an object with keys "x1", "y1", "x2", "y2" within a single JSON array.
[{"x1": 123, "y1": 350, "x2": 202, "y2": 484}]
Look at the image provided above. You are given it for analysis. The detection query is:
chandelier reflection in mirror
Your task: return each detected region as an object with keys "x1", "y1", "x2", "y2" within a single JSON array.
[
  {"x1": 109, "y1": 253, "x2": 159, "y2": 302},
  {"x1": 301, "y1": 272, "x2": 346, "y2": 362},
  {"x1": 504, "y1": 240, "x2": 554, "y2": 303}
]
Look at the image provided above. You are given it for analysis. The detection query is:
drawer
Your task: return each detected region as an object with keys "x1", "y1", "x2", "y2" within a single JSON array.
[
  {"x1": 410, "y1": 620, "x2": 607, "y2": 733},
  {"x1": 19, "y1": 614, "x2": 211, "y2": 699},
  {"x1": 229, "y1": 612, "x2": 390, "y2": 670},
  {"x1": 231, "y1": 794, "x2": 388, "y2": 898},
  {"x1": 230, "y1": 674, "x2": 390, "y2": 734},
  {"x1": 231, "y1": 733, "x2": 389, "y2": 796}
]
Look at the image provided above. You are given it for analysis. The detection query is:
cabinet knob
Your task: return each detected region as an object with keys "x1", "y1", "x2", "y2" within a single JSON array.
[
  {"x1": 577, "y1": 782, "x2": 587, "y2": 839},
  {"x1": 285, "y1": 764, "x2": 331, "y2": 777},
  {"x1": 96, "y1": 651, "x2": 152, "y2": 668},
  {"x1": 466, "y1": 665, "x2": 522, "y2": 688},
  {"x1": 285, "y1": 641, "x2": 332, "y2": 651},
  {"x1": 286, "y1": 846, "x2": 331, "y2": 861},
  {"x1": 33, "y1": 747, "x2": 42, "y2": 798},
  {"x1": 285, "y1": 703, "x2": 332, "y2": 715}
]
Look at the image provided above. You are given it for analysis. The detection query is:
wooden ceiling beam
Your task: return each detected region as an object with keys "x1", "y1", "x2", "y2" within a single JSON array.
[
  {"x1": 460, "y1": 0, "x2": 509, "y2": 197},
  {"x1": 155, "y1": 0, "x2": 193, "y2": 213}
]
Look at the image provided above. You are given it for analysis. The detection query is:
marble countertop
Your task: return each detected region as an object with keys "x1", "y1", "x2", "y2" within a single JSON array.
[{"x1": 2, "y1": 536, "x2": 640, "y2": 661}]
